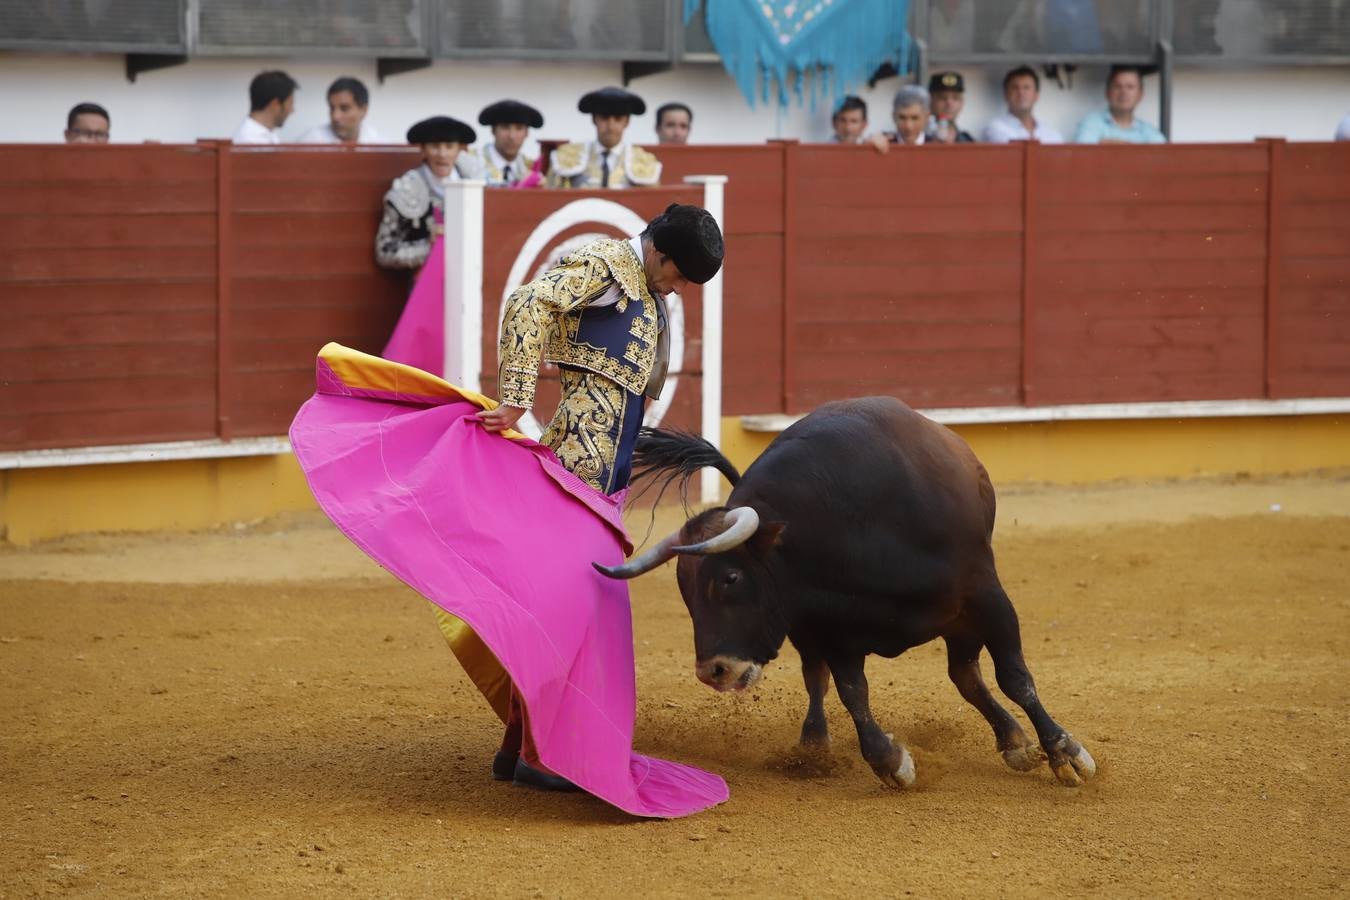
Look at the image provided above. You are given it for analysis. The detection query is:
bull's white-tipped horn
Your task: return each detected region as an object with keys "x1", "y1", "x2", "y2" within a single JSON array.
[
  {"x1": 593, "y1": 532, "x2": 682, "y2": 580},
  {"x1": 673, "y1": 506, "x2": 760, "y2": 555}
]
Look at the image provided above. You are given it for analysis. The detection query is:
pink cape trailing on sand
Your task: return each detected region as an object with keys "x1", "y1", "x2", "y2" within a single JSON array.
[
  {"x1": 288, "y1": 343, "x2": 729, "y2": 818},
  {"x1": 381, "y1": 235, "x2": 446, "y2": 375}
]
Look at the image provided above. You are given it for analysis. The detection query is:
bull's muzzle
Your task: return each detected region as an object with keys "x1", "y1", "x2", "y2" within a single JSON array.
[{"x1": 695, "y1": 655, "x2": 763, "y2": 693}]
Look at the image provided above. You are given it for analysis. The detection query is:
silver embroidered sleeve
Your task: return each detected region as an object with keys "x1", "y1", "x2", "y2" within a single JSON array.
[
  {"x1": 374, "y1": 203, "x2": 431, "y2": 270},
  {"x1": 497, "y1": 258, "x2": 615, "y2": 408}
]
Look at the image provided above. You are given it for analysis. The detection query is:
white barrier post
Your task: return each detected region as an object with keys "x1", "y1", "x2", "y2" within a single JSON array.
[
  {"x1": 443, "y1": 178, "x2": 485, "y2": 391},
  {"x1": 684, "y1": 175, "x2": 727, "y2": 505}
]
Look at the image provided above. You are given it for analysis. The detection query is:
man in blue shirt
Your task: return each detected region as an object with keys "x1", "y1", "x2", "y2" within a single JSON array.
[{"x1": 1074, "y1": 66, "x2": 1166, "y2": 144}]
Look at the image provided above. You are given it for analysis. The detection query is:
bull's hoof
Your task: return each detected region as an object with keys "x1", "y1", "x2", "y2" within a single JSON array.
[
  {"x1": 1046, "y1": 733, "x2": 1096, "y2": 786},
  {"x1": 871, "y1": 737, "x2": 916, "y2": 790},
  {"x1": 1001, "y1": 744, "x2": 1044, "y2": 772},
  {"x1": 798, "y1": 729, "x2": 831, "y2": 754}
]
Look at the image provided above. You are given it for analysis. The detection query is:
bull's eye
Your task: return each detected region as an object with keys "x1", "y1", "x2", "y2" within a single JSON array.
[{"x1": 722, "y1": 569, "x2": 741, "y2": 586}]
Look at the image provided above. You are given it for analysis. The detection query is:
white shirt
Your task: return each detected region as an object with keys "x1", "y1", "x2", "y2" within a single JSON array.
[
  {"x1": 981, "y1": 112, "x2": 1064, "y2": 144},
  {"x1": 232, "y1": 115, "x2": 280, "y2": 145},
  {"x1": 297, "y1": 121, "x2": 383, "y2": 144},
  {"x1": 1336, "y1": 112, "x2": 1350, "y2": 142}
]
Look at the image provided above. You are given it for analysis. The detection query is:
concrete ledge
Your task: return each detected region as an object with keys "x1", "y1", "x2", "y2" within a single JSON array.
[
  {"x1": 0, "y1": 437, "x2": 291, "y2": 471},
  {"x1": 741, "y1": 398, "x2": 1350, "y2": 432}
]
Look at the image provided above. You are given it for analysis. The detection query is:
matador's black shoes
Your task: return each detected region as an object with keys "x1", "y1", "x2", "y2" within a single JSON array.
[
  {"x1": 491, "y1": 750, "x2": 580, "y2": 791},
  {"x1": 492, "y1": 750, "x2": 518, "y2": 781}
]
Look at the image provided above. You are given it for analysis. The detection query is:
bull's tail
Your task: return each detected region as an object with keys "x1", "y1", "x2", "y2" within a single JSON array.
[{"x1": 632, "y1": 427, "x2": 741, "y2": 498}]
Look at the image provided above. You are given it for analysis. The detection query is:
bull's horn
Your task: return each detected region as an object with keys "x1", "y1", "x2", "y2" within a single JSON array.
[
  {"x1": 673, "y1": 506, "x2": 760, "y2": 555},
  {"x1": 593, "y1": 532, "x2": 682, "y2": 580}
]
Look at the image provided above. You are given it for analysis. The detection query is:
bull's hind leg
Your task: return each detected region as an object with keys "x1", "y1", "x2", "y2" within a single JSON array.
[
  {"x1": 943, "y1": 634, "x2": 1042, "y2": 772},
  {"x1": 798, "y1": 653, "x2": 831, "y2": 750},
  {"x1": 827, "y1": 654, "x2": 915, "y2": 789},
  {"x1": 975, "y1": 588, "x2": 1097, "y2": 786}
]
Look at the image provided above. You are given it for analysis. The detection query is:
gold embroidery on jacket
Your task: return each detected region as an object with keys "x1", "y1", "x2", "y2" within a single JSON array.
[
  {"x1": 497, "y1": 239, "x2": 658, "y2": 407},
  {"x1": 540, "y1": 369, "x2": 628, "y2": 493}
]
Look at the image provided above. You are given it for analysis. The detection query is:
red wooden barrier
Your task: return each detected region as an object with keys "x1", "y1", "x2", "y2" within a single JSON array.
[
  {"x1": 0, "y1": 144, "x2": 219, "y2": 450},
  {"x1": 224, "y1": 146, "x2": 415, "y2": 437},
  {"x1": 2, "y1": 140, "x2": 1348, "y2": 455},
  {"x1": 659, "y1": 145, "x2": 785, "y2": 414},
  {"x1": 1028, "y1": 143, "x2": 1270, "y2": 405},
  {"x1": 786, "y1": 143, "x2": 1025, "y2": 412},
  {"x1": 1271, "y1": 142, "x2": 1350, "y2": 399}
]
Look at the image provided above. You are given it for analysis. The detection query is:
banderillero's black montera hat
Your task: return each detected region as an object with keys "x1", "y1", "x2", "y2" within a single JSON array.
[
  {"x1": 406, "y1": 115, "x2": 476, "y2": 145},
  {"x1": 579, "y1": 86, "x2": 646, "y2": 117},
  {"x1": 647, "y1": 203, "x2": 724, "y2": 285},
  {"x1": 478, "y1": 99, "x2": 544, "y2": 129}
]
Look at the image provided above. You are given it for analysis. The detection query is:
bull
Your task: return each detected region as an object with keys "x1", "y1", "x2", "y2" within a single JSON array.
[{"x1": 595, "y1": 397, "x2": 1096, "y2": 789}]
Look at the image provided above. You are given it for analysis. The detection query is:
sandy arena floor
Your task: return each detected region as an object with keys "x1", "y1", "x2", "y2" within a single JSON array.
[{"x1": 2, "y1": 474, "x2": 1348, "y2": 898}]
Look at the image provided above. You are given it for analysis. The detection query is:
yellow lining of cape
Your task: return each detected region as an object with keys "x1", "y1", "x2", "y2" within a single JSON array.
[{"x1": 317, "y1": 342, "x2": 526, "y2": 442}]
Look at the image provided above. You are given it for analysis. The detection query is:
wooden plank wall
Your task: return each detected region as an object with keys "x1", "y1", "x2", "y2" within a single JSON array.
[
  {"x1": 225, "y1": 146, "x2": 415, "y2": 437},
  {"x1": 1272, "y1": 142, "x2": 1350, "y2": 398},
  {"x1": 4, "y1": 141, "x2": 1349, "y2": 455},
  {"x1": 1028, "y1": 144, "x2": 1270, "y2": 405},
  {"x1": 0, "y1": 145, "x2": 220, "y2": 450},
  {"x1": 786, "y1": 143, "x2": 1025, "y2": 411},
  {"x1": 658, "y1": 145, "x2": 785, "y2": 415}
]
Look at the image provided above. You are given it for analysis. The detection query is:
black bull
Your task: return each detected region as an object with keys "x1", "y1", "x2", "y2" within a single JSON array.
[{"x1": 595, "y1": 397, "x2": 1096, "y2": 789}]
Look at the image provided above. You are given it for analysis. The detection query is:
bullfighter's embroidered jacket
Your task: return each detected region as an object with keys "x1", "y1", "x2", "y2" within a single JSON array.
[
  {"x1": 374, "y1": 157, "x2": 485, "y2": 269},
  {"x1": 546, "y1": 141, "x2": 661, "y2": 189},
  {"x1": 498, "y1": 237, "x2": 670, "y2": 493},
  {"x1": 474, "y1": 144, "x2": 535, "y2": 187}
]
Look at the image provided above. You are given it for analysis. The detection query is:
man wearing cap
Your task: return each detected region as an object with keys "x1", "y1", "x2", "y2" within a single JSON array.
[
  {"x1": 927, "y1": 71, "x2": 976, "y2": 144},
  {"x1": 477, "y1": 203, "x2": 723, "y2": 788},
  {"x1": 474, "y1": 99, "x2": 543, "y2": 187},
  {"x1": 548, "y1": 86, "x2": 662, "y2": 189},
  {"x1": 375, "y1": 115, "x2": 484, "y2": 270}
]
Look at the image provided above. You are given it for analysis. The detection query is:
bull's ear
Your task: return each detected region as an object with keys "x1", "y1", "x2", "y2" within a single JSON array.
[{"x1": 750, "y1": 521, "x2": 787, "y2": 553}]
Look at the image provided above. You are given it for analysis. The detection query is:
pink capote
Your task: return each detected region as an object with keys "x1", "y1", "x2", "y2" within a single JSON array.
[
  {"x1": 289, "y1": 346, "x2": 729, "y2": 818},
  {"x1": 381, "y1": 230, "x2": 445, "y2": 375}
]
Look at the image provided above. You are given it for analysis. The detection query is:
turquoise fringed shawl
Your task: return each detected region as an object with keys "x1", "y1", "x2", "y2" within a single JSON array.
[{"x1": 686, "y1": 0, "x2": 912, "y2": 108}]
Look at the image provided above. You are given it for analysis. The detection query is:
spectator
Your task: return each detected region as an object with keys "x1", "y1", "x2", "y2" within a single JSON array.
[
  {"x1": 1074, "y1": 66, "x2": 1165, "y2": 144},
  {"x1": 830, "y1": 95, "x2": 870, "y2": 144},
  {"x1": 549, "y1": 87, "x2": 661, "y2": 189},
  {"x1": 474, "y1": 99, "x2": 544, "y2": 186},
  {"x1": 869, "y1": 86, "x2": 930, "y2": 153},
  {"x1": 927, "y1": 72, "x2": 975, "y2": 143},
  {"x1": 1336, "y1": 111, "x2": 1350, "y2": 141},
  {"x1": 64, "y1": 102, "x2": 109, "y2": 143},
  {"x1": 375, "y1": 116, "x2": 481, "y2": 271},
  {"x1": 655, "y1": 102, "x2": 693, "y2": 145},
  {"x1": 888, "y1": 86, "x2": 931, "y2": 145},
  {"x1": 299, "y1": 77, "x2": 382, "y2": 144},
  {"x1": 232, "y1": 70, "x2": 298, "y2": 145},
  {"x1": 981, "y1": 66, "x2": 1064, "y2": 144}
]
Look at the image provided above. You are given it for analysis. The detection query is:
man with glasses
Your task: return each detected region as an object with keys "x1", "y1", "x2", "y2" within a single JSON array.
[{"x1": 64, "y1": 103, "x2": 110, "y2": 144}]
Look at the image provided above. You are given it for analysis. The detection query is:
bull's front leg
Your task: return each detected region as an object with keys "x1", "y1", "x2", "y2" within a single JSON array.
[
  {"x1": 798, "y1": 653, "x2": 831, "y2": 750},
  {"x1": 828, "y1": 654, "x2": 915, "y2": 789}
]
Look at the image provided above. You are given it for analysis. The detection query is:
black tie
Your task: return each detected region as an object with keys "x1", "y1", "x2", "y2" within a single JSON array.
[
  {"x1": 600, "y1": 151, "x2": 610, "y2": 188},
  {"x1": 503, "y1": 160, "x2": 514, "y2": 185}
]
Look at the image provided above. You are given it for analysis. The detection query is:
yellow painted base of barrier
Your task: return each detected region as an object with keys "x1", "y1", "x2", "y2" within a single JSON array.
[
  {"x1": 2, "y1": 414, "x2": 1346, "y2": 545},
  {"x1": 720, "y1": 414, "x2": 1349, "y2": 487},
  {"x1": 1, "y1": 454, "x2": 315, "y2": 546}
]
